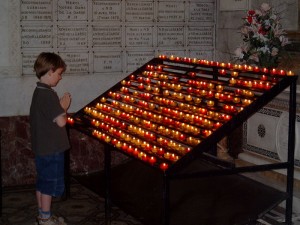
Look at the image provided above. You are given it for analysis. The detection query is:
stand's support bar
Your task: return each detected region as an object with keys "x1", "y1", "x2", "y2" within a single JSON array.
[
  {"x1": 168, "y1": 162, "x2": 289, "y2": 180},
  {"x1": 63, "y1": 127, "x2": 71, "y2": 200},
  {"x1": 285, "y1": 79, "x2": 297, "y2": 225},
  {"x1": 162, "y1": 173, "x2": 170, "y2": 225},
  {"x1": 105, "y1": 145, "x2": 112, "y2": 225},
  {"x1": 64, "y1": 149, "x2": 70, "y2": 199}
]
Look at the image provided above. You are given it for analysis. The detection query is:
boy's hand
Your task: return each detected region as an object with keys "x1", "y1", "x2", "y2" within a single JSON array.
[{"x1": 60, "y1": 92, "x2": 71, "y2": 112}]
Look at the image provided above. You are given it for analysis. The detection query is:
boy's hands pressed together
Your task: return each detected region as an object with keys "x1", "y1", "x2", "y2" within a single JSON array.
[{"x1": 60, "y1": 92, "x2": 71, "y2": 112}]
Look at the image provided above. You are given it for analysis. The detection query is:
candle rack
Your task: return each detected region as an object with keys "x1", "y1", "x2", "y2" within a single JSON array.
[{"x1": 69, "y1": 56, "x2": 297, "y2": 225}]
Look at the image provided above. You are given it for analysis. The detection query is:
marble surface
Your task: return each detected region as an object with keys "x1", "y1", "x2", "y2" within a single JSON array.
[{"x1": 0, "y1": 116, "x2": 128, "y2": 186}]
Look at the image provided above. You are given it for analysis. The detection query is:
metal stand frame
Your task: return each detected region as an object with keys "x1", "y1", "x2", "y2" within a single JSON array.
[{"x1": 71, "y1": 57, "x2": 298, "y2": 225}]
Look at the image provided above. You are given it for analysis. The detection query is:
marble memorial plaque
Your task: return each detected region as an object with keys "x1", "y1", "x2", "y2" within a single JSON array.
[
  {"x1": 158, "y1": 1, "x2": 185, "y2": 22},
  {"x1": 59, "y1": 52, "x2": 89, "y2": 74},
  {"x1": 22, "y1": 52, "x2": 39, "y2": 75},
  {"x1": 21, "y1": 26, "x2": 53, "y2": 48},
  {"x1": 57, "y1": 0, "x2": 88, "y2": 21},
  {"x1": 57, "y1": 26, "x2": 88, "y2": 47},
  {"x1": 125, "y1": 1, "x2": 154, "y2": 21},
  {"x1": 19, "y1": 0, "x2": 217, "y2": 76},
  {"x1": 187, "y1": 26, "x2": 214, "y2": 46},
  {"x1": 189, "y1": 2, "x2": 214, "y2": 22},
  {"x1": 126, "y1": 26, "x2": 153, "y2": 47},
  {"x1": 93, "y1": 52, "x2": 122, "y2": 73},
  {"x1": 126, "y1": 51, "x2": 155, "y2": 72},
  {"x1": 157, "y1": 50, "x2": 186, "y2": 58},
  {"x1": 157, "y1": 26, "x2": 184, "y2": 47},
  {"x1": 92, "y1": 26, "x2": 122, "y2": 47},
  {"x1": 92, "y1": 1, "x2": 122, "y2": 21},
  {"x1": 189, "y1": 50, "x2": 213, "y2": 60},
  {"x1": 220, "y1": 0, "x2": 248, "y2": 11},
  {"x1": 21, "y1": 0, "x2": 52, "y2": 21}
]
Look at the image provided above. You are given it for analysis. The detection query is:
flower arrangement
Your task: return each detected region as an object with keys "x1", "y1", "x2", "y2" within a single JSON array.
[{"x1": 234, "y1": 3, "x2": 290, "y2": 69}]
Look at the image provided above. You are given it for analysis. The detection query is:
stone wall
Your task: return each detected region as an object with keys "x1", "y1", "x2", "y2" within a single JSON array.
[{"x1": 0, "y1": 116, "x2": 128, "y2": 186}]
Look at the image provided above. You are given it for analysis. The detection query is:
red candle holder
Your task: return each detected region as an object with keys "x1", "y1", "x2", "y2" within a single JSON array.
[
  {"x1": 160, "y1": 162, "x2": 169, "y2": 171},
  {"x1": 149, "y1": 156, "x2": 157, "y2": 165}
]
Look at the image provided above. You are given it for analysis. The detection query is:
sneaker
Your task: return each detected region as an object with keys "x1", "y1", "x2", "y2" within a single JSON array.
[{"x1": 37, "y1": 215, "x2": 67, "y2": 225}]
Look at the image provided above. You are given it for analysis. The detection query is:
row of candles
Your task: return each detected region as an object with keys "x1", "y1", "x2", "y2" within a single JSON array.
[
  {"x1": 119, "y1": 79, "x2": 255, "y2": 110},
  {"x1": 131, "y1": 83, "x2": 255, "y2": 106},
  {"x1": 91, "y1": 129, "x2": 171, "y2": 171},
  {"x1": 123, "y1": 84, "x2": 254, "y2": 102},
  {"x1": 96, "y1": 96, "x2": 228, "y2": 129},
  {"x1": 88, "y1": 114, "x2": 201, "y2": 149},
  {"x1": 159, "y1": 55, "x2": 295, "y2": 76},
  {"x1": 115, "y1": 89, "x2": 244, "y2": 115},
  {"x1": 84, "y1": 104, "x2": 202, "y2": 170},
  {"x1": 139, "y1": 70, "x2": 274, "y2": 91}
]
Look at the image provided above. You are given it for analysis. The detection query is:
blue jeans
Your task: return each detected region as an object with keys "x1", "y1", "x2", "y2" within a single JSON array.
[{"x1": 35, "y1": 152, "x2": 65, "y2": 197}]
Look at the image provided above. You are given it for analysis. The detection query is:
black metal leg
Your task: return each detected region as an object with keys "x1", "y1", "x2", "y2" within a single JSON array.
[
  {"x1": 285, "y1": 79, "x2": 297, "y2": 225},
  {"x1": 62, "y1": 149, "x2": 71, "y2": 200},
  {"x1": 105, "y1": 145, "x2": 112, "y2": 225},
  {"x1": 162, "y1": 173, "x2": 170, "y2": 225},
  {"x1": 0, "y1": 130, "x2": 2, "y2": 217}
]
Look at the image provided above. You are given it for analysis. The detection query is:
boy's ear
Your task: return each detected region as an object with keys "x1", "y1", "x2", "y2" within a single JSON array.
[{"x1": 47, "y1": 69, "x2": 54, "y2": 76}]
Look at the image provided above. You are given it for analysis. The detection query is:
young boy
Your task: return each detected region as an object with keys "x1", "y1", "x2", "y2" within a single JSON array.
[{"x1": 30, "y1": 52, "x2": 71, "y2": 225}]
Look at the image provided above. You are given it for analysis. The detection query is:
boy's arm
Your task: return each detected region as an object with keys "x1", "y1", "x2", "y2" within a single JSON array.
[{"x1": 55, "y1": 92, "x2": 71, "y2": 127}]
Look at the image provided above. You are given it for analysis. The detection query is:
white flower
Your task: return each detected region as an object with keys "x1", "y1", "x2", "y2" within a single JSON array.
[
  {"x1": 274, "y1": 26, "x2": 285, "y2": 37},
  {"x1": 271, "y1": 47, "x2": 279, "y2": 56},
  {"x1": 253, "y1": 33, "x2": 268, "y2": 42},
  {"x1": 255, "y1": 9, "x2": 262, "y2": 16},
  {"x1": 234, "y1": 47, "x2": 244, "y2": 59},
  {"x1": 270, "y1": 14, "x2": 277, "y2": 20},
  {"x1": 249, "y1": 53, "x2": 259, "y2": 62},
  {"x1": 261, "y1": 3, "x2": 271, "y2": 12},
  {"x1": 258, "y1": 46, "x2": 271, "y2": 53},
  {"x1": 241, "y1": 26, "x2": 249, "y2": 35},
  {"x1": 264, "y1": 19, "x2": 271, "y2": 27},
  {"x1": 279, "y1": 36, "x2": 289, "y2": 46}
]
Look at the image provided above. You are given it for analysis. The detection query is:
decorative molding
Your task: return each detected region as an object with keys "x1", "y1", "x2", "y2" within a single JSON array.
[{"x1": 243, "y1": 101, "x2": 300, "y2": 167}]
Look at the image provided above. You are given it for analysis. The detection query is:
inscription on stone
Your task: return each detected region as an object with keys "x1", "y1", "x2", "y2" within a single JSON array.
[
  {"x1": 92, "y1": 26, "x2": 122, "y2": 47},
  {"x1": 92, "y1": 1, "x2": 122, "y2": 21},
  {"x1": 158, "y1": 1, "x2": 185, "y2": 22},
  {"x1": 21, "y1": 26, "x2": 53, "y2": 48},
  {"x1": 59, "y1": 52, "x2": 89, "y2": 73},
  {"x1": 93, "y1": 52, "x2": 122, "y2": 73},
  {"x1": 157, "y1": 26, "x2": 184, "y2": 46},
  {"x1": 57, "y1": 0, "x2": 88, "y2": 21},
  {"x1": 158, "y1": 50, "x2": 185, "y2": 58},
  {"x1": 189, "y1": 2, "x2": 214, "y2": 22},
  {"x1": 22, "y1": 53, "x2": 39, "y2": 75},
  {"x1": 188, "y1": 26, "x2": 214, "y2": 46},
  {"x1": 190, "y1": 50, "x2": 213, "y2": 60},
  {"x1": 21, "y1": 0, "x2": 52, "y2": 21},
  {"x1": 126, "y1": 51, "x2": 154, "y2": 72},
  {"x1": 126, "y1": 26, "x2": 153, "y2": 47},
  {"x1": 57, "y1": 26, "x2": 88, "y2": 47},
  {"x1": 19, "y1": 0, "x2": 216, "y2": 76},
  {"x1": 125, "y1": 1, "x2": 154, "y2": 21}
]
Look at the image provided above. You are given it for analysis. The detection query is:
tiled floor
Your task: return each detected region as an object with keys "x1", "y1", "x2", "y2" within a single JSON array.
[
  {"x1": 0, "y1": 180, "x2": 142, "y2": 225},
  {"x1": 74, "y1": 159, "x2": 298, "y2": 225},
  {"x1": 1, "y1": 178, "x2": 296, "y2": 225}
]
